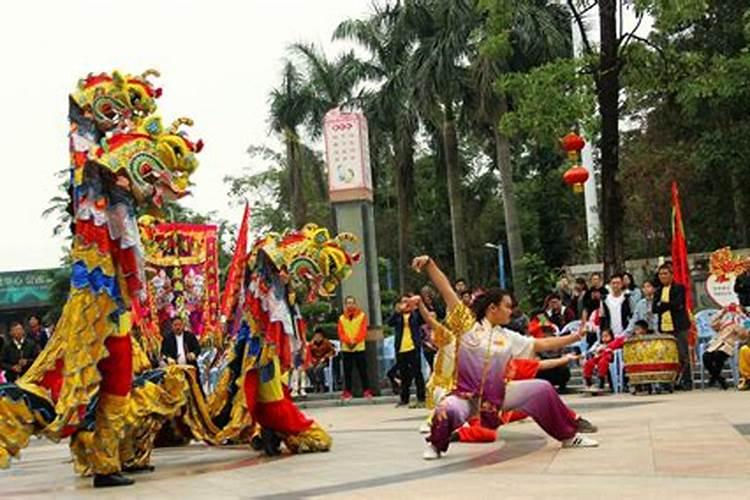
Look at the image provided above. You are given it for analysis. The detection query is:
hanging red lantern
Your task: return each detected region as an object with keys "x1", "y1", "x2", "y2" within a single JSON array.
[
  {"x1": 563, "y1": 165, "x2": 589, "y2": 193},
  {"x1": 561, "y1": 132, "x2": 585, "y2": 160}
]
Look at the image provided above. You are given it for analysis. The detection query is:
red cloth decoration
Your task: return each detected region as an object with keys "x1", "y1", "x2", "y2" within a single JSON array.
[
  {"x1": 220, "y1": 204, "x2": 250, "y2": 322},
  {"x1": 98, "y1": 335, "x2": 133, "y2": 397},
  {"x1": 671, "y1": 182, "x2": 696, "y2": 346}
]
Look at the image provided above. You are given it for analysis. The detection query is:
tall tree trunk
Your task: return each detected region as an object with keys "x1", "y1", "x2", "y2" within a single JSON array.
[
  {"x1": 394, "y1": 126, "x2": 415, "y2": 293},
  {"x1": 731, "y1": 168, "x2": 748, "y2": 246},
  {"x1": 285, "y1": 128, "x2": 306, "y2": 228},
  {"x1": 597, "y1": 0, "x2": 625, "y2": 276},
  {"x1": 494, "y1": 98, "x2": 525, "y2": 297},
  {"x1": 442, "y1": 105, "x2": 469, "y2": 282},
  {"x1": 306, "y1": 148, "x2": 335, "y2": 231}
]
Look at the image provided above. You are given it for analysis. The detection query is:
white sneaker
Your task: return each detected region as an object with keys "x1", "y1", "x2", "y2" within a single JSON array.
[
  {"x1": 422, "y1": 439, "x2": 441, "y2": 460},
  {"x1": 562, "y1": 434, "x2": 599, "y2": 448},
  {"x1": 419, "y1": 421, "x2": 431, "y2": 434}
]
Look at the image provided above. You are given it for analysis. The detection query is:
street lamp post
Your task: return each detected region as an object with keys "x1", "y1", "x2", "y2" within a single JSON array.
[{"x1": 484, "y1": 242, "x2": 506, "y2": 289}]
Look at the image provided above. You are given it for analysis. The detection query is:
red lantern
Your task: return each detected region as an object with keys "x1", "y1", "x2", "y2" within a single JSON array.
[
  {"x1": 563, "y1": 165, "x2": 589, "y2": 193},
  {"x1": 561, "y1": 132, "x2": 585, "y2": 160}
]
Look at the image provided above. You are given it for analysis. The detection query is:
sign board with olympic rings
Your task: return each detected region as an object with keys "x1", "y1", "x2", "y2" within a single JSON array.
[{"x1": 324, "y1": 108, "x2": 373, "y2": 202}]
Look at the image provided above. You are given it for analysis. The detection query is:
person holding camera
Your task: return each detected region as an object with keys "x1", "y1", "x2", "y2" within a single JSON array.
[{"x1": 387, "y1": 294, "x2": 427, "y2": 408}]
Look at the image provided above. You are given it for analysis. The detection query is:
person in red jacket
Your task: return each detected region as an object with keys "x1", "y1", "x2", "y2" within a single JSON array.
[
  {"x1": 337, "y1": 296, "x2": 372, "y2": 401},
  {"x1": 583, "y1": 329, "x2": 625, "y2": 390}
]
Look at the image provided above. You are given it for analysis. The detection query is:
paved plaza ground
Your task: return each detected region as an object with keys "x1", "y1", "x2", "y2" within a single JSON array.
[{"x1": 1, "y1": 390, "x2": 749, "y2": 499}]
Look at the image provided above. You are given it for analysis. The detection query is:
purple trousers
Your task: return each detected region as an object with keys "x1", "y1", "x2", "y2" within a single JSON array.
[{"x1": 429, "y1": 379, "x2": 578, "y2": 453}]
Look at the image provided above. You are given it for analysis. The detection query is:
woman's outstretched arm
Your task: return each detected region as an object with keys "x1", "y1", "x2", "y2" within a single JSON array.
[{"x1": 412, "y1": 256, "x2": 460, "y2": 312}]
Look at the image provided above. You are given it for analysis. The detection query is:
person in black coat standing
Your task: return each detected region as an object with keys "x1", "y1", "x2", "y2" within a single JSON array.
[
  {"x1": 161, "y1": 317, "x2": 201, "y2": 369},
  {"x1": 1, "y1": 321, "x2": 39, "y2": 383},
  {"x1": 387, "y1": 294, "x2": 426, "y2": 407},
  {"x1": 653, "y1": 263, "x2": 692, "y2": 390},
  {"x1": 27, "y1": 314, "x2": 49, "y2": 351}
]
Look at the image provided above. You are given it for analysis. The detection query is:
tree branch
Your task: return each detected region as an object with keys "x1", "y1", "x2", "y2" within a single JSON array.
[
  {"x1": 567, "y1": 0, "x2": 595, "y2": 56},
  {"x1": 620, "y1": 33, "x2": 667, "y2": 63},
  {"x1": 618, "y1": 12, "x2": 645, "y2": 51},
  {"x1": 580, "y1": 2, "x2": 597, "y2": 15}
]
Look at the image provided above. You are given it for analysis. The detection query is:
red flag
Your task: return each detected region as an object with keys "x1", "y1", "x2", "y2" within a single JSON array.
[
  {"x1": 220, "y1": 203, "x2": 251, "y2": 322},
  {"x1": 671, "y1": 182, "x2": 696, "y2": 346}
]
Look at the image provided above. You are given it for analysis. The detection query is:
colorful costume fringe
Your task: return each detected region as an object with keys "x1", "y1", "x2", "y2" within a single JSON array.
[{"x1": 0, "y1": 69, "x2": 202, "y2": 475}]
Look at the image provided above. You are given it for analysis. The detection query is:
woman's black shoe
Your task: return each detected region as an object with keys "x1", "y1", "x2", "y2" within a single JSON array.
[{"x1": 93, "y1": 473, "x2": 135, "y2": 488}]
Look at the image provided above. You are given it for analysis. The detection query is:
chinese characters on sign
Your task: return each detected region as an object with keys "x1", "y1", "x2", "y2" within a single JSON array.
[
  {"x1": 138, "y1": 223, "x2": 220, "y2": 338},
  {"x1": 706, "y1": 247, "x2": 749, "y2": 307},
  {"x1": 0, "y1": 269, "x2": 57, "y2": 310}
]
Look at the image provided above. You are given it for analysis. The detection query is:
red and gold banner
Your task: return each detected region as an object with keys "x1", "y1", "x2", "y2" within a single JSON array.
[{"x1": 139, "y1": 222, "x2": 220, "y2": 340}]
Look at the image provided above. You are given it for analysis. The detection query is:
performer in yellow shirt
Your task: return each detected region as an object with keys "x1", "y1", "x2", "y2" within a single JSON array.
[
  {"x1": 739, "y1": 344, "x2": 750, "y2": 390},
  {"x1": 337, "y1": 296, "x2": 372, "y2": 401},
  {"x1": 653, "y1": 263, "x2": 692, "y2": 390},
  {"x1": 386, "y1": 295, "x2": 426, "y2": 407}
]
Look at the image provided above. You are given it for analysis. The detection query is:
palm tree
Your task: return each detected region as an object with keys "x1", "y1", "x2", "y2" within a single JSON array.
[
  {"x1": 288, "y1": 42, "x2": 366, "y2": 204},
  {"x1": 407, "y1": 0, "x2": 479, "y2": 281},
  {"x1": 334, "y1": 2, "x2": 420, "y2": 292},
  {"x1": 268, "y1": 61, "x2": 314, "y2": 228},
  {"x1": 467, "y1": 0, "x2": 572, "y2": 297}
]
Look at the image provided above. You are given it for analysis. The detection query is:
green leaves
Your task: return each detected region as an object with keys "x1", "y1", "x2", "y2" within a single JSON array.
[{"x1": 498, "y1": 57, "x2": 596, "y2": 146}]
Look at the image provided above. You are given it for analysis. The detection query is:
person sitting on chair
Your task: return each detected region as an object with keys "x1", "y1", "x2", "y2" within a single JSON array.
[
  {"x1": 161, "y1": 317, "x2": 201, "y2": 369},
  {"x1": 583, "y1": 329, "x2": 625, "y2": 391},
  {"x1": 1, "y1": 321, "x2": 39, "y2": 383},
  {"x1": 306, "y1": 328, "x2": 336, "y2": 393},
  {"x1": 702, "y1": 304, "x2": 749, "y2": 390}
]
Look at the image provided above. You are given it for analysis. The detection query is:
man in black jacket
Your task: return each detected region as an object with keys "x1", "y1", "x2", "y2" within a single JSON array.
[
  {"x1": 1, "y1": 321, "x2": 39, "y2": 383},
  {"x1": 653, "y1": 263, "x2": 692, "y2": 389},
  {"x1": 387, "y1": 294, "x2": 426, "y2": 407},
  {"x1": 27, "y1": 314, "x2": 49, "y2": 351},
  {"x1": 582, "y1": 272, "x2": 607, "y2": 318},
  {"x1": 160, "y1": 317, "x2": 201, "y2": 368}
]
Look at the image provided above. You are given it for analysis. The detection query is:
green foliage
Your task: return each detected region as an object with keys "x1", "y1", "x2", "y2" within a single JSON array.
[
  {"x1": 499, "y1": 57, "x2": 597, "y2": 146},
  {"x1": 224, "y1": 144, "x2": 331, "y2": 234},
  {"x1": 518, "y1": 252, "x2": 558, "y2": 311},
  {"x1": 620, "y1": 0, "x2": 750, "y2": 253}
]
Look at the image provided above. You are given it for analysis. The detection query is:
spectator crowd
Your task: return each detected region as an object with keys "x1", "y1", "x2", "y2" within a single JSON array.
[{"x1": 4, "y1": 263, "x2": 750, "y2": 400}]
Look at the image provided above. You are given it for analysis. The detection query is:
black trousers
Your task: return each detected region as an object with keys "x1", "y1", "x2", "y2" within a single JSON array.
[
  {"x1": 342, "y1": 351, "x2": 370, "y2": 393},
  {"x1": 397, "y1": 350, "x2": 425, "y2": 404},
  {"x1": 536, "y1": 365, "x2": 571, "y2": 391},
  {"x1": 307, "y1": 364, "x2": 327, "y2": 390},
  {"x1": 423, "y1": 348, "x2": 436, "y2": 371},
  {"x1": 702, "y1": 350, "x2": 729, "y2": 382},
  {"x1": 674, "y1": 330, "x2": 692, "y2": 388}
]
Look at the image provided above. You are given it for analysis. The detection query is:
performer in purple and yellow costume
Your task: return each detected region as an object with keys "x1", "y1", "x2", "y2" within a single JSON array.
[{"x1": 411, "y1": 256, "x2": 598, "y2": 459}]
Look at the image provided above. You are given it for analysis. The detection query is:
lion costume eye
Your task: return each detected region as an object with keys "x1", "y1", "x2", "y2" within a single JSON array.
[{"x1": 129, "y1": 89, "x2": 142, "y2": 106}]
